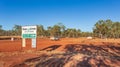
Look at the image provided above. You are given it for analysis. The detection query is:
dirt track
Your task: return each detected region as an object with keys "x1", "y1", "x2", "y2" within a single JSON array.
[{"x1": 0, "y1": 38, "x2": 120, "y2": 67}]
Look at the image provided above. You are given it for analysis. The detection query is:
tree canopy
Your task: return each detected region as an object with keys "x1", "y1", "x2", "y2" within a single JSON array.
[
  {"x1": 1, "y1": 20, "x2": 120, "y2": 38},
  {"x1": 93, "y1": 19, "x2": 120, "y2": 38}
]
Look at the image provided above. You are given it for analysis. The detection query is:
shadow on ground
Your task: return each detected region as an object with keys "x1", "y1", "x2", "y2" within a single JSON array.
[
  {"x1": 11, "y1": 43, "x2": 120, "y2": 67},
  {"x1": 40, "y1": 45, "x2": 61, "y2": 51}
]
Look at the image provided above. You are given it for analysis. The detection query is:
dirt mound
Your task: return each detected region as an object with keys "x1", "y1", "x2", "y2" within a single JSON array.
[{"x1": 12, "y1": 44, "x2": 120, "y2": 67}]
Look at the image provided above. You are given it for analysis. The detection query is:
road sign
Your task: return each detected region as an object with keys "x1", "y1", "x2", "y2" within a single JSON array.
[
  {"x1": 22, "y1": 34, "x2": 36, "y2": 38},
  {"x1": 22, "y1": 26, "x2": 37, "y2": 38},
  {"x1": 22, "y1": 25, "x2": 37, "y2": 48}
]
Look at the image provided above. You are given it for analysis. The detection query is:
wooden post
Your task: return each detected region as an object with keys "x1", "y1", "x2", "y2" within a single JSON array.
[{"x1": 22, "y1": 38, "x2": 26, "y2": 47}]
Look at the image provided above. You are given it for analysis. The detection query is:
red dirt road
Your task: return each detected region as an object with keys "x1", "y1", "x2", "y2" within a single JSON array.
[
  {"x1": 0, "y1": 38, "x2": 120, "y2": 52},
  {"x1": 0, "y1": 38, "x2": 86, "y2": 52}
]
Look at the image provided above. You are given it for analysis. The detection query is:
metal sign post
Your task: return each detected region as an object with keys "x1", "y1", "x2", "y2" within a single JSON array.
[{"x1": 22, "y1": 26, "x2": 37, "y2": 49}]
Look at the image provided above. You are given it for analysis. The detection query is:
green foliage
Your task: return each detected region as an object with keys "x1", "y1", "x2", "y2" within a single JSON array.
[
  {"x1": 12, "y1": 25, "x2": 22, "y2": 36},
  {"x1": 0, "y1": 25, "x2": 2, "y2": 30},
  {"x1": 37, "y1": 25, "x2": 45, "y2": 37},
  {"x1": 1, "y1": 20, "x2": 120, "y2": 38},
  {"x1": 93, "y1": 19, "x2": 120, "y2": 38},
  {"x1": 81, "y1": 32, "x2": 93, "y2": 37},
  {"x1": 48, "y1": 23, "x2": 65, "y2": 37},
  {"x1": 0, "y1": 25, "x2": 4, "y2": 36},
  {"x1": 64, "y1": 28, "x2": 81, "y2": 38}
]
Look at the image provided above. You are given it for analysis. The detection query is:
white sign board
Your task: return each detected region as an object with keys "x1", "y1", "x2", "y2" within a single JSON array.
[
  {"x1": 21, "y1": 25, "x2": 37, "y2": 48},
  {"x1": 22, "y1": 26, "x2": 37, "y2": 38}
]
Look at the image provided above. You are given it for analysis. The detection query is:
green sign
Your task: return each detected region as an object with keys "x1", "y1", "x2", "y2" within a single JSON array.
[
  {"x1": 22, "y1": 26, "x2": 37, "y2": 38},
  {"x1": 22, "y1": 34, "x2": 36, "y2": 38}
]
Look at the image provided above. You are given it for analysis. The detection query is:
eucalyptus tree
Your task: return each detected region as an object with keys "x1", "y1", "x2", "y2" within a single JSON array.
[
  {"x1": 93, "y1": 19, "x2": 120, "y2": 38},
  {"x1": 52, "y1": 25, "x2": 61, "y2": 37},
  {"x1": 47, "y1": 26, "x2": 52, "y2": 36},
  {"x1": 0, "y1": 25, "x2": 4, "y2": 36},
  {"x1": 37, "y1": 25, "x2": 45, "y2": 37},
  {"x1": 64, "y1": 28, "x2": 81, "y2": 38},
  {"x1": 93, "y1": 20, "x2": 105, "y2": 38},
  {"x1": 47, "y1": 23, "x2": 65, "y2": 37},
  {"x1": 12, "y1": 25, "x2": 22, "y2": 36},
  {"x1": 111, "y1": 22, "x2": 120, "y2": 38},
  {"x1": 56, "y1": 23, "x2": 66, "y2": 37}
]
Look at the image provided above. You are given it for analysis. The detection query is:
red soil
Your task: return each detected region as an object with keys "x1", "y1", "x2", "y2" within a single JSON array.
[{"x1": 0, "y1": 38, "x2": 120, "y2": 67}]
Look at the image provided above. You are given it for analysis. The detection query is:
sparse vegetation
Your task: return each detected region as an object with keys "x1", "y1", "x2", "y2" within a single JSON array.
[
  {"x1": 1, "y1": 19, "x2": 120, "y2": 39},
  {"x1": 1, "y1": 19, "x2": 120, "y2": 67},
  {"x1": 93, "y1": 19, "x2": 120, "y2": 38}
]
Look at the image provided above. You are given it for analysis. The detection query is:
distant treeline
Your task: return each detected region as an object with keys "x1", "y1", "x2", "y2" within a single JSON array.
[{"x1": 0, "y1": 19, "x2": 120, "y2": 38}]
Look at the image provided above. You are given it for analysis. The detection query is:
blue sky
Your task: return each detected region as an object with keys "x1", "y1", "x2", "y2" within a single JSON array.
[{"x1": 0, "y1": 0, "x2": 120, "y2": 32}]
